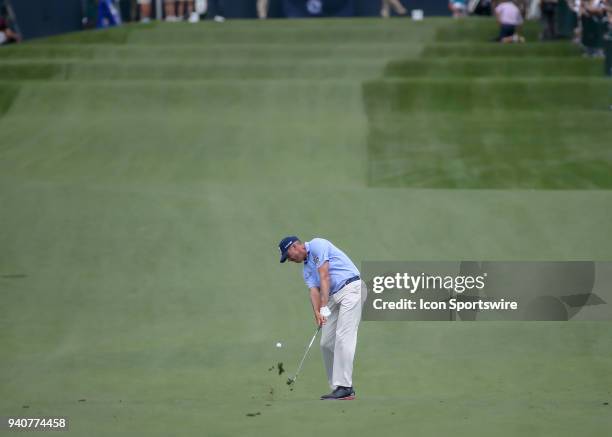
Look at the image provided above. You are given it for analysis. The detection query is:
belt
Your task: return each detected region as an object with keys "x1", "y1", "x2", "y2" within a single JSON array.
[{"x1": 331, "y1": 275, "x2": 360, "y2": 295}]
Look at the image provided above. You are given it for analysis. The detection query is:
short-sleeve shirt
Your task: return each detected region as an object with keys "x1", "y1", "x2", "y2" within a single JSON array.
[
  {"x1": 496, "y1": 2, "x2": 524, "y2": 25},
  {"x1": 302, "y1": 238, "x2": 360, "y2": 295}
]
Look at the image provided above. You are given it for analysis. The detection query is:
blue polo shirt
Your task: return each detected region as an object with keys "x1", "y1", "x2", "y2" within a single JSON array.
[{"x1": 302, "y1": 238, "x2": 360, "y2": 295}]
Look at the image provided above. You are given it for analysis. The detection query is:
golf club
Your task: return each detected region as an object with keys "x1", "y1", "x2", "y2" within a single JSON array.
[{"x1": 286, "y1": 325, "x2": 321, "y2": 386}]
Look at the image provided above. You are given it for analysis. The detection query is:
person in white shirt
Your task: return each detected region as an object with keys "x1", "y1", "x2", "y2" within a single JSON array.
[{"x1": 495, "y1": 1, "x2": 525, "y2": 43}]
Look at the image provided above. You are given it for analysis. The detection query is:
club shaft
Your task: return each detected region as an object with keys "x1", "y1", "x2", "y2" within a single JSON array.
[{"x1": 293, "y1": 325, "x2": 321, "y2": 381}]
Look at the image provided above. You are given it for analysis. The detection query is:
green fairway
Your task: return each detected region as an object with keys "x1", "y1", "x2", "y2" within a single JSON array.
[
  {"x1": 1, "y1": 17, "x2": 611, "y2": 437},
  {"x1": 365, "y1": 19, "x2": 611, "y2": 189}
]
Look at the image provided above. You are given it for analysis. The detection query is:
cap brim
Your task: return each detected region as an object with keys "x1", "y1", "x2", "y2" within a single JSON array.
[{"x1": 280, "y1": 253, "x2": 288, "y2": 263}]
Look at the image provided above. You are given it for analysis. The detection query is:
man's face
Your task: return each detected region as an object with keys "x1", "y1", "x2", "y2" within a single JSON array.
[{"x1": 286, "y1": 241, "x2": 307, "y2": 263}]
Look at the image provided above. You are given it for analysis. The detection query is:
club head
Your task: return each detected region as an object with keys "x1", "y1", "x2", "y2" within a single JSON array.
[{"x1": 286, "y1": 376, "x2": 295, "y2": 386}]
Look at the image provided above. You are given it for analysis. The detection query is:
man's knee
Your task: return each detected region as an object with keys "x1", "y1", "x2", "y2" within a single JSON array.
[{"x1": 320, "y1": 335, "x2": 334, "y2": 352}]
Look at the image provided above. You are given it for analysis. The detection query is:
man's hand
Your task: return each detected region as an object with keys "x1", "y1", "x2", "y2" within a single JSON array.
[{"x1": 315, "y1": 311, "x2": 327, "y2": 327}]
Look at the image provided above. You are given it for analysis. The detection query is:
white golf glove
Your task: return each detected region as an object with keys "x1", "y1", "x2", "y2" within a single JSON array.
[{"x1": 320, "y1": 306, "x2": 331, "y2": 317}]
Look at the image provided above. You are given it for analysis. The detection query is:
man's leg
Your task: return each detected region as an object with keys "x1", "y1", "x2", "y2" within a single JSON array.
[
  {"x1": 331, "y1": 281, "x2": 363, "y2": 388},
  {"x1": 213, "y1": 0, "x2": 225, "y2": 17},
  {"x1": 320, "y1": 300, "x2": 339, "y2": 389},
  {"x1": 497, "y1": 24, "x2": 514, "y2": 42},
  {"x1": 381, "y1": 0, "x2": 390, "y2": 18},
  {"x1": 548, "y1": 10, "x2": 557, "y2": 39},
  {"x1": 138, "y1": 0, "x2": 151, "y2": 22},
  {"x1": 164, "y1": 0, "x2": 176, "y2": 20},
  {"x1": 257, "y1": 0, "x2": 268, "y2": 19},
  {"x1": 389, "y1": 0, "x2": 407, "y2": 15}
]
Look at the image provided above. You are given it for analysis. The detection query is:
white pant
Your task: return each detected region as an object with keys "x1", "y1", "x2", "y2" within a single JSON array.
[{"x1": 320, "y1": 280, "x2": 367, "y2": 389}]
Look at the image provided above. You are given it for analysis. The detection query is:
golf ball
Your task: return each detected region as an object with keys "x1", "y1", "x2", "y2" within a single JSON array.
[{"x1": 276, "y1": 342, "x2": 282, "y2": 348}]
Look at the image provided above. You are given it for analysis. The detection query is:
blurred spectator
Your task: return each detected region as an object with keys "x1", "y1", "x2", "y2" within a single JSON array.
[
  {"x1": 517, "y1": 0, "x2": 528, "y2": 15},
  {"x1": 0, "y1": 2, "x2": 19, "y2": 45},
  {"x1": 257, "y1": 0, "x2": 268, "y2": 19},
  {"x1": 567, "y1": 0, "x2": 582, "y2": 43},
  {"x1": 450, "y1": 0, "x2": 469, "y2": 17},
  {"x1": 164, "y1": 0, "x2": 181, "y2": 21},
  {"x1": 381, "y1": 0, "x2": 407, "y2": 18},
  {"x1": 494, "y1": 0, "x2": 525, "y2": 42},
  {"x1": 209, "y1": 0, "x2": 225, "y2": 22},
  {"x1": 580, "y1": 0, "x2": 607, "y2": 56},
  {"x1": 164, "y1": 0, "x2": 198, "y2": 22},
  {"x1": 97, "y1": 0, "x2": 122, "y2": 28},
  {"x1": 471, "y1": 0, "x2": 493, "y2": 15},
  {"x1": 540, "y1": 0, "x2": 558, "y2": 39},
  {"x1": 185, "y1": 0, "x2": 199, "y2": 22},
  {"x1": 0, "y1": 14, "x2": 19, "y2": 45},
  {"x1": 164, "y1": 0, "x2": 177, "y2": 21},
  {"x1": 137, "y1": 0, "x2": 151, "y2": 23}
]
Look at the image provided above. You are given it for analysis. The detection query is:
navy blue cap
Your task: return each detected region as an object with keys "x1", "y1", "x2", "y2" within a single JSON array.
[{"x1": 278, "y1": 236, "x2": 299, "y2": 263}]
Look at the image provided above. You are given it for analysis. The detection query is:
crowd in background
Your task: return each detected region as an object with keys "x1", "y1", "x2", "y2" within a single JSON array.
[
  {"x1": 1, "y1": 0, "x2": 611, "y2": 63},
  {"x1": 133, "y1": 0, "x2": 228, "y2": 23},
  {"x1": 91, "y1": 0, "x2": 226, "y2": 25},
  {"x1": 446, "y1": 0, "x2": 610, "y2": 56},
  {"x1": 100, "y1": 0, "x2": 271, "y2": 23}
]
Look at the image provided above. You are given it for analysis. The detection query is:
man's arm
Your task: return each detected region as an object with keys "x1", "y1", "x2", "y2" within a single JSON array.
[
  {"x1": 309, "y1": 287, "x2": 325, "y2": 326},
  {"x1": 318, "y1": 261, "x2": 331, "y2": 309},
  {"x1": 307, "y1": 261, "x2": 331, "y2": 326}
]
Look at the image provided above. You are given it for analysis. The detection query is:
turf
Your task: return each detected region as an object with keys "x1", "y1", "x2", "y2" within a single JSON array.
[
  {"x1": 1, "y1": 17, "x2": 611, "y2": 437},
  {"x1": 365, "y1": 19, "x2": 611, "y2": 189}
]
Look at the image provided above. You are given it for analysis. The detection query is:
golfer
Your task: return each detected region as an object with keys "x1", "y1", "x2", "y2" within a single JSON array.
[{"x1": 279, "y1": 236, "x2": 366, "y2": 400}]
